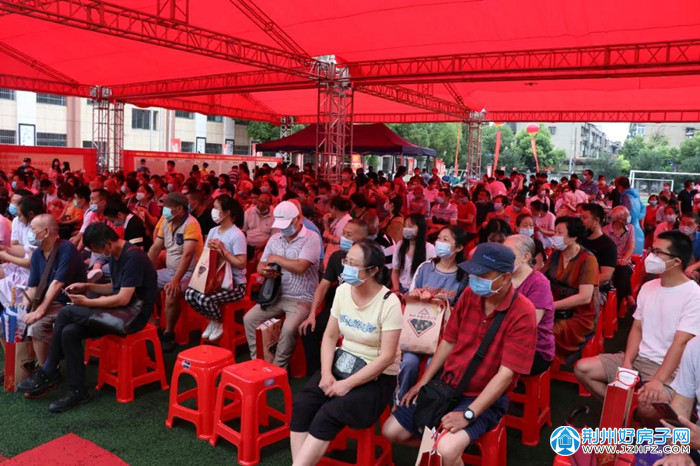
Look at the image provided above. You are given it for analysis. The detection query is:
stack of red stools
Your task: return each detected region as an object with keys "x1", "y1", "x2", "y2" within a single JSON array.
[
  {"x1": 461, "y1": 418, "x2": 508, "y2": 466},
  {"x1": 210, "y1": 359, "x2": 292, "y2": 466},
  {"x1": 504, "y1": 370, "x2": 552, "y2": 446},
  {"x1": 166, "y1": 345, "x2": 234, "y2": 439},
  {"x1": 94, "y1": 323, "x2": 169, "y2": 403},
  {"x1": 602, "y1": 289, "x2": 618, "y2": 339}
]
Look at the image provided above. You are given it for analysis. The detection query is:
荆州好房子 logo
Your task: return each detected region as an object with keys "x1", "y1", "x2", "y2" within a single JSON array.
[{"x1": 550, "y1": 426, "x2": 581, "y2": 456}]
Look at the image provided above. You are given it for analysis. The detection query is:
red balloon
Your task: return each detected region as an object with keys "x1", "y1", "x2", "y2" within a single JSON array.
[{"x1": 526, "y1": 123, "x2": 540, "y2": 135}]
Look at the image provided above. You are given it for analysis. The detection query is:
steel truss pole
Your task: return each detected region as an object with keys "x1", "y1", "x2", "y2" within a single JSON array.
[
  {"x1": 317, "y1": 60, "x2": 353, "y2": 183},
  {"x1": 465, "y1": 113, "x2": 484, "y2": 188},
  {"x1": 279, "y1": 116, "x2": 296, "y2": 164},
  {"x1": 91, "y1": 86, "x2": 124, "y2": 173}
]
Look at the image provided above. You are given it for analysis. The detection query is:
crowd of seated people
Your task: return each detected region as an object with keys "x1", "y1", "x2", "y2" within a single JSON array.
[{"x1": 4, "y1": 157, "x2": 700, "y2": 464}]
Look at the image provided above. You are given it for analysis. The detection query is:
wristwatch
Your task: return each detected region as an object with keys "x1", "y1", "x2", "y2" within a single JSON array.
[{"x1": 463, "y1": 408, "x2": 476, "y2": 421}]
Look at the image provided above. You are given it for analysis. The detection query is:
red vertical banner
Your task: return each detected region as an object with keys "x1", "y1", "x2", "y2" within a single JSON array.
[
  {"x1": 530, "y1": 138, "x2": 540, "y2": 173},
  {"x1": 493, "y1": 129, "x2": 502, "y2": 172}
]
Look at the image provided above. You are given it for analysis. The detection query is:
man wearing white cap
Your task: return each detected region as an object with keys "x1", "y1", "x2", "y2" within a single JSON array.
[{"x1": 243, "y1": 201, "x2": 322, "y2": 369}]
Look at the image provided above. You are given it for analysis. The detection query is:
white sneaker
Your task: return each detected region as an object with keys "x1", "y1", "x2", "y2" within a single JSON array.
[
  {"x1": 208, "y1": 321, "x2": 224, "y2": 341},
  {"x1": 201, "y1": 320, "x2": 215, "y2": 340},
  {"x1": 87, "y1": 269, "x2": 103, "y2": 283}
]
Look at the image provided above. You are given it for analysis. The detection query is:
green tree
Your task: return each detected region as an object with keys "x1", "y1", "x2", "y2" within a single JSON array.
[
  {"x1": 387, "y1": 123, "x2": 460, "y2": 168},
  {"x1": 480, "y1": 125, "x2": 517, "y2": 171},
  {"x1": 585, "y1": 155, "x2": 631, "y2": 180},
  {"x1": 246, "y1": 121, "x2": 306, "y2": 142},
  {"x1": 513, "y1": 125, "x2": 555, "y2": 172}
]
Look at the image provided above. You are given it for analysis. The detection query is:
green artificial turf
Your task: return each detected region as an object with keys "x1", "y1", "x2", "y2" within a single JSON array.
[{"x1": 0, "y1": 312, "x2": 632, "y2": 466}]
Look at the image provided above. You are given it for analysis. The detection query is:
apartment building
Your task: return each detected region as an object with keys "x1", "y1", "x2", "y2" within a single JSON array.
[
  {"x1": 0, "y1": 90, "x2": 253, "y2": 155},
  {"x1": 629, "y1": 123, "x2": 700, "y2": 147}
]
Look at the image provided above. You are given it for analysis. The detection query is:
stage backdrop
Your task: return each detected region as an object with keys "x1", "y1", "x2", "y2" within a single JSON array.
[
  {"x1": 0, "y1": 145, "x2": 98, "y2": 176},
  {"x1": 123, "y1": 150, "x2": 283, "y2": 175}
]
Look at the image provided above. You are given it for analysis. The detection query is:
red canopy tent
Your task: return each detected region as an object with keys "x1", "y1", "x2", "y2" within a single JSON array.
[
  {"x1": 0, "y1": 0, "x2": 699, "y2": 123},
  {"x1": 257, "y1": 123, "x2": 437, "y2": 156}
]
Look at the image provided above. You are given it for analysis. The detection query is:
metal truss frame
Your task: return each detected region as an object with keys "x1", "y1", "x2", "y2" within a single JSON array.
[
  {"x1": 316, "y1": 64, "x2": 353, "y2": 182},
  {"x1": 465, "y1": 116, "x2": 484, "y2": 187},
  {"x1": 91, "y1": 87, "x2": 124, "y2": 172}
]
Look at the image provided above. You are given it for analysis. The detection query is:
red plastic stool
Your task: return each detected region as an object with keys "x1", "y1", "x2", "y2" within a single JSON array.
[
  {"x1": 289, "y1": 338, "x2": 307, "y2": 378},
  {"x1": 209, "y1": 359, "x2": 292, "y2": 466},
  {"x1": 166, "y1": 345, "x2": 234, "y2": 439},
  {"x1": 160, "y1": 291, "x2": 207, "y2": 346},
  {"x1": 208, "y1": 275, "x2": 263, "y2": 353},
  {"x1": 462, "y1": 419, "x2": 507, "y2": 466},
  {"x1": 602, "y1": 290, "x2": 618, "y2": 339},
  {"x1": 552, "y1": 455, "x2": 571, "y2": 465},
  {"x1": 505, "y1": 370, "x2": 552, "y2": 446},
  {"x1": 318, "y1": 421, "x2": 393, "y2": 466},
  {"x1": 95, "y1": 323, "x2": 169, "y2": 403},
  {"x1": 84, "y1": 338, "x2": 103, "y2": 365}
]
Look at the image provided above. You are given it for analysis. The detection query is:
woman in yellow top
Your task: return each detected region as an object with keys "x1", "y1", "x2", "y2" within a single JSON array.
[{"x1": 290, "y1": 240, "x2": 402, "y2": 466}]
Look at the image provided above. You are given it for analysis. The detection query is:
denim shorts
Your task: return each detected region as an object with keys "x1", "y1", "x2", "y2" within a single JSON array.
[{"x1": 393, "y1": 394, "x2": 508, "y2": 442}]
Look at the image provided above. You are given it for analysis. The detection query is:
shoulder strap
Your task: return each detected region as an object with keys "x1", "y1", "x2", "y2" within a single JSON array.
[
  {"x1": 376, "y1": 290, "x2": 392, "y2": 357},
  {"x1": 31, "y1": 241, "x2": 60, "y2": 312},
  {"x1": 453, "y1": 290, "x2": 519, "y2": 398}
]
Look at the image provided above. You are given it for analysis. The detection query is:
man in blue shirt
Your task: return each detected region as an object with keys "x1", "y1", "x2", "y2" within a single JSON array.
[
  {"x1": 23, "y1": 214, "x2": 86, "y2": 368},
  {"x1": 19, "y1": 222, "x2": 157, "y2": 413}
]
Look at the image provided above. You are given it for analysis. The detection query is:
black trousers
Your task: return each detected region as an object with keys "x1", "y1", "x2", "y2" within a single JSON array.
[
  {"x1": 612, "y1": 265, "x2": 633, "y2": 300},
  {"x1": 301, "y1": 309, "x2": 330, "y2": 376},
  {"x1": 44, "y1": 305, "x2": 147, "y2": 392}
]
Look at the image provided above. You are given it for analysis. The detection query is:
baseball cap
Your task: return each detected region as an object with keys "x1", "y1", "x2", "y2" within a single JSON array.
[
  {"x1": 459, "y1": 242, "x2": 515, "y2": 276},
  {"x1": 164, "y1": 192, "x2": 189, "y2": 209},
  {"x1": 271, "y1": 201, "x2": 300, "y2": 229}
]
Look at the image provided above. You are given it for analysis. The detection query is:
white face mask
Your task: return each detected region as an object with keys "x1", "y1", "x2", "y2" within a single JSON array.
[
  {"x1": 644, "y1": 253, "x2": 673, "y2": 275},
  {"x1": 211, "y1": 208, "x2": 223, "y2": 224},
  {"x1": 552, "y1": 235, "x2": 567, "y2": 251}
]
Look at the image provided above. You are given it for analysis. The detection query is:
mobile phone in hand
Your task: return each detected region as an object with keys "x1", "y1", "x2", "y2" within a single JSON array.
[{"x1": 652, "y1": 402, "x2": 683, "y2": 427}]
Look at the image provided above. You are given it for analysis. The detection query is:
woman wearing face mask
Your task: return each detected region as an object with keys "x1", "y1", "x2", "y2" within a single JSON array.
[
  {"x1": 133, "y1": 184, "x2": 161, "y2": 231},
  {"x1": 184, "y1": 195, "x2": 247, "y2": 342},
  {"x1": 505, "y1": 234, "x2": 555, "y2": 374},
  {"x1": 654, "y1": 204, "x2": 680, "y2": 240},
  {"x1": 339, "y1": 167, "x2": 356, "y2": 197},
  {"x1": 603, "y1": 206, "x2": 636, "y2": 313},
  {"x1": 394, "y1": 226, "x2": 469, "y2": 403},
  {"x1": 482, "y1": 195, "x2": 509, "y2": 229},
  {"x1": 290, "y1": 240, "x2": 401, "y2": 465},
  {"x1": 515, "y1": 213, "x2": 547, "y2": 271},
  {"x1": 643, "y1": 194, "x2": 660, "y2": 249},
  {"x1": 379, "y1": 196, "x2": 404, "y2": 244},
  {"x1": 150, "y1": 175, "x2": 167, "y2": 207},
  {"x1": 391, "y1": 214, "x2": 435, "y2": 294},
  {"x1": 544, "y1": 216, "x2": 599, "y2": 361},
  {"x1": 260, "y1": 178, "x2": 280, "y2": 202}
]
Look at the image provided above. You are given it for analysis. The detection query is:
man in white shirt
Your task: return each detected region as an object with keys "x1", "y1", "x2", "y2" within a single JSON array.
[{"x1": 575, "y1": 231, "x2": 700, "y2": 422}]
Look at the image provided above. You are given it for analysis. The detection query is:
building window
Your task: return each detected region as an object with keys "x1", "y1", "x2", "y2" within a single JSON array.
[
  {"x1": 0, "y1": 129, "x2": 16, "y2": 144},
  {"x1": 686, "y1": 128, "x2": 696, "y2": 139},
  {"x1": 548, "y1": 126, "x2": 557, "y2": 136},
  {"x1": 132, "y1": 109, "x2": 157, "y2": 130},
  {"x1": 0, "y1": 89, "x2": 15, "y2": 100},
  {"x1": 205, "y1": 143, "x2": 222, "y2": 154},
  {"x1": 635, "y1": 125, "x2": 645, "y2": 136},
  {"x1": 180, "y1": 141, "x2": 194, "y2": 153},
  {"x1": 234, "y1": 144, "x2": 249, "y2": 154},
  {"x1": 36, "y1": 132, "x2": 67, "y2": 147},
  {"x1": 175, "y1": 111, "x2": 194, "y2": 119},
  {"x1": 207, "y1": 115, "x2": 223, "y2": 123},
  {"x1": 36, "y1": 93, "x2": 67, "y2": 106}
]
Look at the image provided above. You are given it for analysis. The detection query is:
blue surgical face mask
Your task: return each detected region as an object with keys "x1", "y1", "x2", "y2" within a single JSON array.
[
  {"x1": 113, "y1": 220, "x2": 125, "y2": 227},
  {"x1": 11, "y1": 181, "x2": 17, "y2": 190},
  {"x1": 435, "y1": 241, "x2": 453, "y2": 258},
  {"x1": 261, "y1": 186, "x2": 270, "y2": 193},
  {"x1": 89, "y1": 203, "x2": 98, "y2": 212},
  {"x1": 73, "y1": 200, "x2": 80, "y2": 208},
  {"x1": 280, "y1": 222, "x2": 296, "y2": 237},
  {"x1": 8, "y1": 204, "x2": 17, "y2": 216},
  {"x1": 469, "y1": 273, "x2": 504, "y2": 297},
  {"x1": 27, "y1": 229, "x2": 44, "y2": 247},
  {"x1": 167, "y1": 183, "x2": 174, "y2": 192},
  {"x1": 163, "y1": 206, "x2": 174, "y2": 221},
  {"x1": 519, "y1": 227, "x2": 534, "y2": 237},
  {"x1": 493, "y1": 202, "x2": 503, "y2": 211},
  {"x1": 341, "y1": 264, "x2": 366, "y2": 286},
  {"x1": 340, "y1": 236, "x2": 353, "y2": 252}
]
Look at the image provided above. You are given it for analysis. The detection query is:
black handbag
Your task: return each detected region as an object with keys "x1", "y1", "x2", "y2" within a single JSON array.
[
  {"x1": 331, "y1": 291, "x2": 392, "y2": 380},
  {"x1": 413, "y1": 291, "x2": 518, "y2": 430},
  {"x1": 86, "y1": 299, "x2": 144, "y2": 337},
  {"x1": 256, "y1": 263, "x2": 282, "y2": 308}
]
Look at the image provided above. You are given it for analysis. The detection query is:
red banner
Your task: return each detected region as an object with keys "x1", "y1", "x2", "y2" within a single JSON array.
[
  {"x1": 493, "y1": 130, "x2": 502, "y2": 172},
  {"x1": 0, "y1": 145, "x2": 97, "y2": 176},
  {"x1": 123, "y1": 150, "x2": 283, "y2": 175},
  {"x1": 530, "y1": 138, "x2": 540, "y2": 173}
]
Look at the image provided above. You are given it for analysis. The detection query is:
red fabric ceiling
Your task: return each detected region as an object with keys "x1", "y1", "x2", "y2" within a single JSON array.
[{"x1": 1, "y1": 0, "x2": 700, "y2": 122}]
